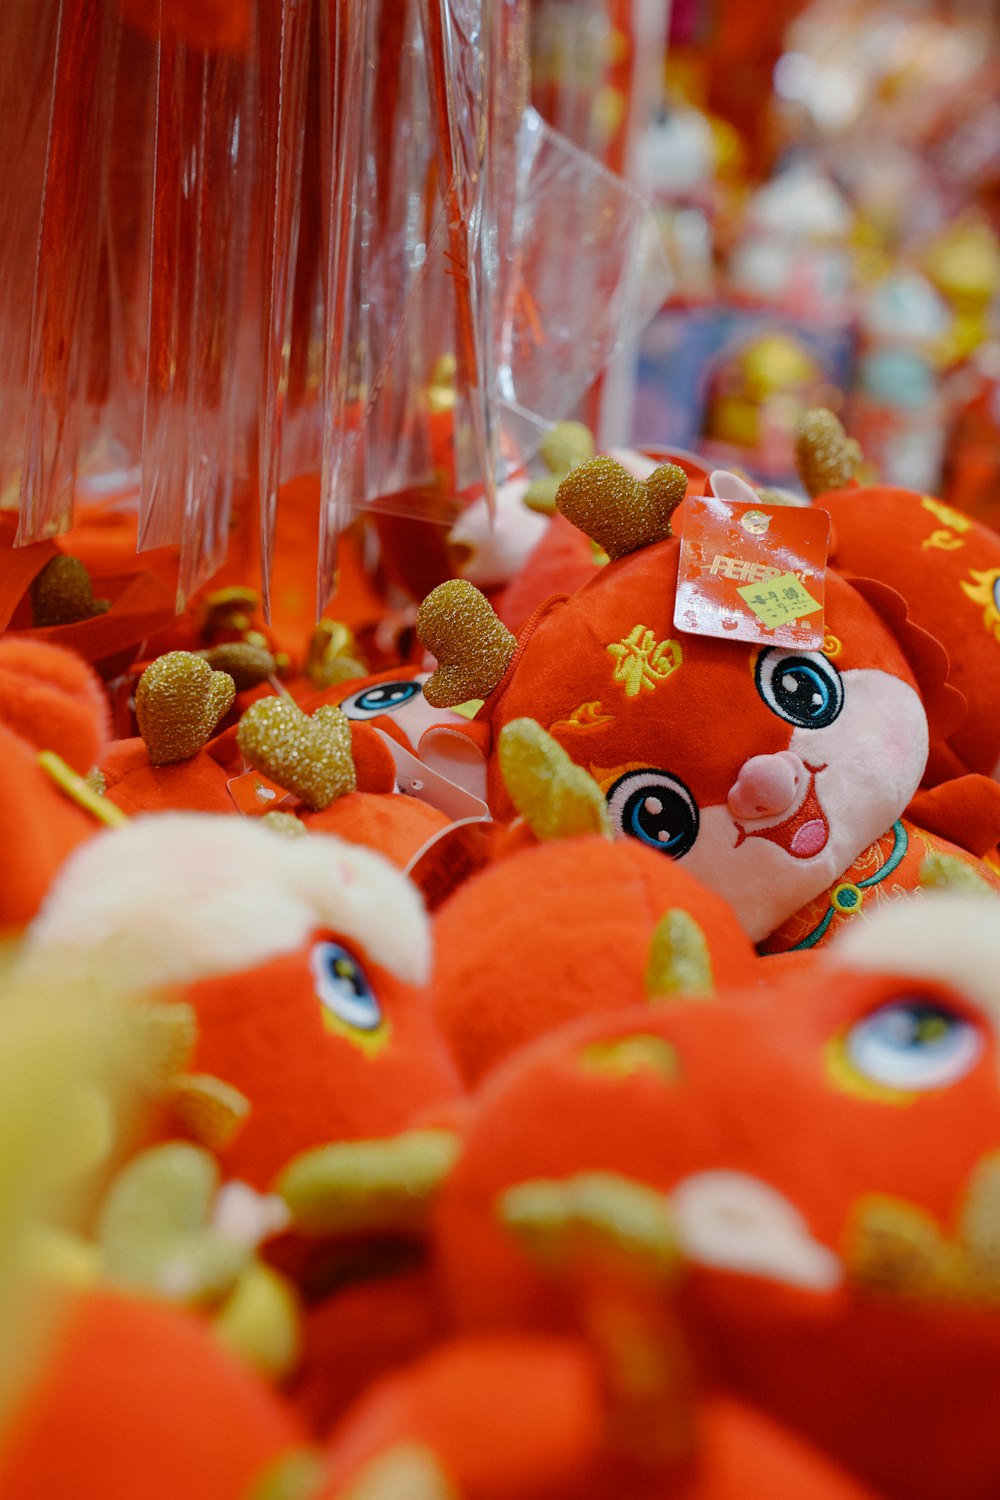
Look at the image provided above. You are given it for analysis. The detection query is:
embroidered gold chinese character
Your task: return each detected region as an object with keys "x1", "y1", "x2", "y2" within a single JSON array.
[{"x1": 607, "y1": 626, "x2": 683, "y2": 697}]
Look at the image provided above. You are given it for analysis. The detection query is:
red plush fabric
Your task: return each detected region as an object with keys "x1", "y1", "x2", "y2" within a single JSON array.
[
  {"x1": 484, "y1": 548, "x2": 923, "y2": 822},
  {"x1": 0, "y1": 725, "x2": 100, "y2": 931},
  {"x1": 184, "y1": 943, "x2": 462, "y2": 1191},
  {"x1": 0, "y1": 639, "x2": 110, "y2": 772},
  {"x1": 823, "y1": 484, "x2": 1000, "y2": 779},
  {"x1": 0, "y1": 1291, "x2": 302, "y2": 1500},
  {"x1": 308, "y1": 793, "x2": 451, "y2": 870},
  {"x1": 347, "y1": 722, "x2": 398, "y2": 793},
  {"x1": 906, "y1": 775, "x2": 1000, "y2": 857},
  {"x1": 432, "y1": 969, "x2": 1000, "y2": 1500},
  {"x1": 0, "y1": 641, "x2": 112, "y2": 929},
  {"x1": 432, "y1": 837, "x2": 759, "y2": 1086},
  {"x1": 102, "y1": 740, "x2": 236, "y2": 815},
  {"x1": 102, "y1": 715, "x2": 447, "y2": 853},
  {"x1": 499, "y1": 513, "x2": 606, "y2": 636},
  {"x1": 696, "y1": 1397, "x2": 881, "y2": 1500},
  {"x1": 320, "y1": 1335, "x2": 604, "y2": 1500},
  {"x1": 465, "y1": 526, "x2": 993, "y2": 946},
  {"x1": 318, "y1": 1333, "x2": 877, "y2": 1500},
  {"x1": 291, "y1": 1268, "x2": 449, "y2": 1435},
  {"x1": 846, "y1": 575, "x2": 967, "y2": 751}
]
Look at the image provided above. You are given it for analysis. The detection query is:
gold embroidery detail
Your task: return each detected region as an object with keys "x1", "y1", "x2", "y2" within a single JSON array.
[
  {"x1": 551, "y1": 700, "x2": 614, "y2": 733},
  {"x1": 921, "y1": 496, "x2": 972, "y2": 534},
  {"x1": 607, "y1": 627, "x2": 683, "y2": 697},
  {"x1": 579, "y1": 1035, "x2": 679, "y2": 1081},
  {"x1": 923, "y1": 528, "x2": 966, "y2": 552},
  {"x1": 960, "y1": 567, "x2": 1000, "y2": 643},
  {"x1": 846, "y1": 1155, "x2": 1000, "y2": 1305}
]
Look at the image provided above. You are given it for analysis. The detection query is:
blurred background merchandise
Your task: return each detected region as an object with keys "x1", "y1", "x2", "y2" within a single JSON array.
[{"x1": 0, "y1": 0, "x2": 997, "y2": 615}]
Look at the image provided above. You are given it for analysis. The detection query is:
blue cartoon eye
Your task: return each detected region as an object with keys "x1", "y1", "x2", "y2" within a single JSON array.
[
  {"x1": 339, "y1": 680, "x2": 422, "y2": 719},
  {"x1": 846, "y1": 999, "x2": 982, "y2": 1090},
  {"x1": 606, "y1": 769, "x2": 699, "y2": 859},
  {"x1": 756, "y1": 650, "x2": 843, "y2": 729},
  {"x1": 311, "y1": 942, "x2": 383, "y2": 1031}
]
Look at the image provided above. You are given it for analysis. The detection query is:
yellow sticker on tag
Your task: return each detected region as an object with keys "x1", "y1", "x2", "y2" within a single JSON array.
[
  {"x1": 674, "y1": 495, "x2": 829, "y2": 647},
  {"x1": 737, "y1": 572, "x2": 823, "y2": 630}
]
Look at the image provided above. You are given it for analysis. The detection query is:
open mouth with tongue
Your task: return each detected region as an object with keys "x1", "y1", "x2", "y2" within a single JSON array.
[{"x1": 734, "y1": 764, "x2": 829, "y2": 860}]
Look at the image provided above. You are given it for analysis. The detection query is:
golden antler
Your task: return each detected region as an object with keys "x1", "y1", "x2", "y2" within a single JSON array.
[
  {"x1": 417, "y1": 579, "x2": 517, "y2": 707},
  {"x1": 523, "y1": 420, "x2": 595, "y2": 514},
  {"x1": 556, "y1": 458, "x2": 687, "y2": 560},
  {"x1": 136, "y1": 652, "x2": 236, "y2": 766},
  {"x1": 30, "y1": 555, "x2": 109, "y2": 627},
  {"x1": 794, "y1": 408, "x2": 863, "y2": 498},
  {"x1": 237, "y1": 699, "x2": 356, "y2": 811}
]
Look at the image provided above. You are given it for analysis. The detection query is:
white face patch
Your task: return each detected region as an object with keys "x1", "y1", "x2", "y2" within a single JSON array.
[
  {"x1": 670, "y1": 1170, "x2": 842, "y2": 1292},
  {"x1": 338, "y1": 672, "x2": 471, "y2": 751},
  {"x1": 448, "y1": 477, "x2": 550, "y2": 589},
  {"x1": 679, "y1": 669, "x2": 928, "y2": 942}
]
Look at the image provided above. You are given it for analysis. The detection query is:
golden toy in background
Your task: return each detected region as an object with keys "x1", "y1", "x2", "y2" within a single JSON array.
[
  {"x1": 923, "y1": 218, "x2": 1000, "y2": 369},
  {"x1": 700, "y1": 332, "x2": 837, "y2": 481}
]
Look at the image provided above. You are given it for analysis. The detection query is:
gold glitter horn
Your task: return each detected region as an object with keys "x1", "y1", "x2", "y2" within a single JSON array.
[
  {"x1": 795, "y1": 408, "x2": 863, "y2": 498},
  {"x1": 417, "y1": 579, "x2": 517, "y2": 708},
  {"x1": 30, "y1": 555, "x2": 110, "y2": 627},
  {"x1": 237, "y1": 699, "x2": 356, "y2": 811},
  {"x1": 555, "y1": 456, "x2": 688, "y2": 561},
  {"x1": 498, "y1": 718, "x2": 612, "y2": 841},
  {"x1": 644, "y1": 909, "x2": 715, "y2": 999},
  {"x1": 136, "y1": 652, "x2": 236, "y2": 766}
]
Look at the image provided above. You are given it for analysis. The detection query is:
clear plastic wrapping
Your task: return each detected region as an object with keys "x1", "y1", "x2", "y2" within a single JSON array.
[{"x1": 3, "y1": 0, "x2": 670, "y2": 618}]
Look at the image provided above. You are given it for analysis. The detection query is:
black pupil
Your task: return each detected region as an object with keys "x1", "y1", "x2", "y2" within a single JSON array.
[
  {"x1": 328, "y1": 953, "x2": 365, "y2": 998},
  {"x1": 624, "y1": 785, "x2": 697, "y2": 857},
  {"x1": 357, "y1": 681, "x2": 419, "y2": 712},
  {"x1": 881, "y1": 1004, "x2": 953, "y2": 1050},
  {"x1": 773, "y1": 660, "x2": 833, "y2": 723}
]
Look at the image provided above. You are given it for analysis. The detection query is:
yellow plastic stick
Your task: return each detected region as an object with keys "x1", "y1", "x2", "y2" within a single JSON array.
[{"x1": 37, "y1": 752, "x2": 128, "y2": 829}]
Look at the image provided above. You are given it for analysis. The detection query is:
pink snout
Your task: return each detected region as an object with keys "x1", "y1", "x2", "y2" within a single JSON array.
[{"x1": 727, "y1": 751, "x2": 806, "y2": 821}]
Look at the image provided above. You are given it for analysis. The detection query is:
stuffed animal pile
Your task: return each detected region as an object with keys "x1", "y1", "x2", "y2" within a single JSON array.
[{"x1": 2, "y1": 411, "x2": 1000, "y2": 1499}]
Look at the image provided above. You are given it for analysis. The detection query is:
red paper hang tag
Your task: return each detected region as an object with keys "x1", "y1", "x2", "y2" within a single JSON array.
[
  {"x1": 673, "y1": 479, "x2": 830, "y2": 649},
  {"x1": 227, "y1": 769, "x2": 293, "y2": 816}
]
